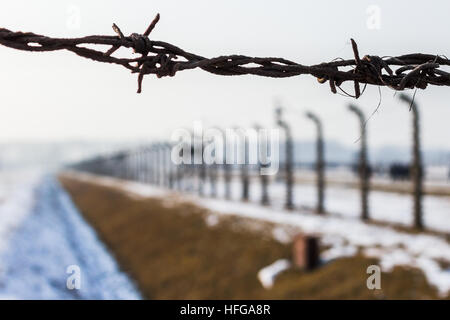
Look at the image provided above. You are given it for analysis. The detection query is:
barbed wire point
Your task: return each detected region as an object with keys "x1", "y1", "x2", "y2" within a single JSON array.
[{"x1": 144, "y1": 13, "x2": 161, "y2": 37}]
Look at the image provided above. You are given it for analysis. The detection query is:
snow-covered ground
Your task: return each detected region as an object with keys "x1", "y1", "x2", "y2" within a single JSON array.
[
  {"x1": 297, "y1": 166, "x2": 450, "y2": 185},
  {"x1": 0, "y1": 170, "x2": 40, "y2": 255},
  {"x1": 195, "y1": 177, "x2": 450, "y2": 233},
  {"x1": 0, "y1": 171, "x2": 141, "y2": 299},
  {"x1": 70, "y1": 172, "x2": 450, "y2": 296}
]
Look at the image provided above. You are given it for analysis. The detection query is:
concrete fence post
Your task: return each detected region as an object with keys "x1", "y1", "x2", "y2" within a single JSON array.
[
  {"x1": 398, "y1": 93, "x2": 424, "y2": 230},
  {"x1": 255, "y1": 124, "x2": 270, "y2": 206},
  {"x1": 276, "y1": 107, "x2": 294, "y2": 210},
  {"x1": 305, "y1": 111, "x2": 325, "y2": 214},
  {"x1": 348, "y1": 104, "x2": 370, "y2": 221}
]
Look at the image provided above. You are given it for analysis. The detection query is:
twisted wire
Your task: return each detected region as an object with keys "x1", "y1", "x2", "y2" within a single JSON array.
[{"x1": 1, "y1": 13, "x2": 449, "y2": 95}]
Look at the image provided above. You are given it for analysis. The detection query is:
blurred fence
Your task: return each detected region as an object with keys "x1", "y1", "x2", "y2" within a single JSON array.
[{"x1": 69, "y1": 94, "x2": 435, "y2": 232}]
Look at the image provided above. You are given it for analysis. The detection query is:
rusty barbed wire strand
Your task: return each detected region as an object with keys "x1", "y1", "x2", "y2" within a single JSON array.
[{"x1": 1, "y1": 13, "x2": 450, "y2": 95}]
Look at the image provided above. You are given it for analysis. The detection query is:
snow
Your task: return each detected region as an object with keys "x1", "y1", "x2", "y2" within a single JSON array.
[
  {"x1": 0, "y1": 170, "x2": 40, "y2": 254},
  {"x1": 205, "y1": 214, "x2": 220, "y2": 227},
  {"x1": 257, "y1": 259, "x2": 291, "y2": 289},
  {"x1": 0, "y1": 173, "x2": 141, "y2": 299},
  {"x1": 65, "y1": 171, "x2": 168, "y2": 199},
  {"x1": 204, "y1": 178, "x2": 450, "y2": 233},
  {"x1": 196, "y1": 195, "x2": 450, "y2": 296},
  {"x1": 321, "y1": 245, "x2": 358, "y2": 262},
  {"x1": 74, "y1": 173, "x2": 450, "y2": 296},
  {"x1": 271, "y1": 226, "x2": 292, "y2": 244}
]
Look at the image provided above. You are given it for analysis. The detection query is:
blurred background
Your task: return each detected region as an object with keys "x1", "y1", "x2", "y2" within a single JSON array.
[{"x1": 0, "y1": 0, "x2": 449, "y2": 300}]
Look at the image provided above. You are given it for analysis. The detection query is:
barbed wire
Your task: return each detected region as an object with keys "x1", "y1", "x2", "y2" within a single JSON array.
[{"x1": 1, "y1": 13, "x2": 450, "y2": 95}]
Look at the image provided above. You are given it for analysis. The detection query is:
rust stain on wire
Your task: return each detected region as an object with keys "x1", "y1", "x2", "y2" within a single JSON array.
[{"x1": 1, "y1": 13, "x2": 449, "y2": 95}]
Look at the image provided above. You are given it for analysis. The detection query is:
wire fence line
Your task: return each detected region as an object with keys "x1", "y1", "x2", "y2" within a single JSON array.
[
  {"x1": 70, "y1": 102, "x2": 424, "y2": 231},
  {"x1": 1, "y1": 14, "x2": 450, "y2": 95}
]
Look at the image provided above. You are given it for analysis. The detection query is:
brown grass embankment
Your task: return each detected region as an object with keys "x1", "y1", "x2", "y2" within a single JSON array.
[{"x1": 59, "y1": 174, "x2": 444, "y2": 299}]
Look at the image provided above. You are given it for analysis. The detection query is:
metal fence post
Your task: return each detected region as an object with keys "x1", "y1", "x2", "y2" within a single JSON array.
[
  {"x1": 235, "y1": 127, "x2": 250, "y2": 201},
  {"x1": 348, "y1": 104, "x2": 369, "y2": 221},
  {"x1": 219, "y1": 128, "x2": 232, "y2": 200},
  {"x1": 276, "y1": 107, "x2": 294, "y2": 210},
  {"x1": 399, "y1": 93, "x2": 424, "y2": 230},
  {"x1": 255, "y1": 124, "x2": 270, "y2": 206},
  {"x1": 305, "y1": 111, "x2": 325, "y2": 213}
]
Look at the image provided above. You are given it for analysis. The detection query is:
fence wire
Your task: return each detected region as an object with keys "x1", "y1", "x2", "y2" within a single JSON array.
[{"x1": 1, "y1": 13, "x2": 450, "y2": 95}]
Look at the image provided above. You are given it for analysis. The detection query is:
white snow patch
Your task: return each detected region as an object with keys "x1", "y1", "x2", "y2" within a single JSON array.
[
  {"x1": 0, "y1": 170, "x2": 41, "y2": 255},
  {"x1": 271, "y1": 226, "x2": 292, "y2": 244},
  {"x1": 205, "y1": 214, "x2": 219, "y2": 227},
  {"x1": 64, "y1": 171, "x2": 167, "y2": 199},
  {"x1": 322, "y1": 245, "x2": 358, "y2": 262},
  {"x1": 257, "y1": 259, "x2": 291, "y2": 289}
]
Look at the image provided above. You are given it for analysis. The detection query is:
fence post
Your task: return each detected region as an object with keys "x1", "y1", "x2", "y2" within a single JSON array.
[
  {"x1": 148, "y1": 146, "x2": 153, "y2": 184},
  {"x1": 160, "y1": 143, "x2": 166, "y2": 187},
  {"x1": 191, "y1": 130, "x2": 206, "y2": 196},
  {"x1": 209, "y1": 142, "x2": 218, "y2": 197},
  {"x1": 305, "y1": 111, "x2": 325, "y2": 214},
  {"x1": 398, "y1": 93, "x2": 424, "y2": 230},
  {"x1": 141, "y1": 147, "x2": 147, "y2": 183},
  {"x1": 136, "y1": 148, "x2": 142, "y2": 182},
  {"x1": 255, "y1": 124, "x2": 270, "y2": 205},
  {"x1": 168, "y1": 143, "x2": 175, "y2": 189},
  {"x1": 348, "y1": 104, "x2": 369, "y2": 221},
  {"x1": 133, "y1": 149, "x2": 138, "y2": 181},
  {"x1": 143, "y1": 146, "x2": 150, "y2": 184},
  {"x1": 199, "y1": 141, "x2": 206, "y2": 196},
  {"x1": 116, "y1": 153, "x2": 123, "y2": 179},
  {"x1": 219, "y1": 128, "x2": 232, "y2": 200},
  {"x1": 160, "y1": 143, "x2": 165, "y2": 187},
  {"x1": 188, "y1": 144, "x2": 194, "y2": 192},
  {"x1": 121, "y1": 152, "x2": 128, "y2": 179},
  {"x1": 138, "y1": 149, "x2": 144, "y2": 182},
  {"x1": 276, "y1": 107, "x2": 294, "y2": 210},
  {"x1": 125, "y1": 152, "x2": 131, "y2": 180},
  {"x1": 243, "y1": 132, "x2": 250, "y2": 201},
  {"x1": 155, "y1": 143, "x2": 161, "y2": 186},
  {"x1": 235, "y1": 127, "x2": 250, "y2": 201},
  {"x1": 163, "y1": 143, "x2": 171, "y2": 188},
  {"x1": 132, "y1": 150, "x2": 137, "y2": 181},
  {"x1": 149, "y1": 145, "x2": 155, "y2": 184},
  {"x1": 177, "y1": 160, "x2": 183, "y2": 191},
  {"x1": 175, "y1": 140, "x2": 186, "y2": 191}
]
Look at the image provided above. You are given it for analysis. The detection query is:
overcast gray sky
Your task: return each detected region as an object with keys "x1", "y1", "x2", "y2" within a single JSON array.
[{"x1": 0, "y1": 0, "x2": 449, "y2": 151}]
